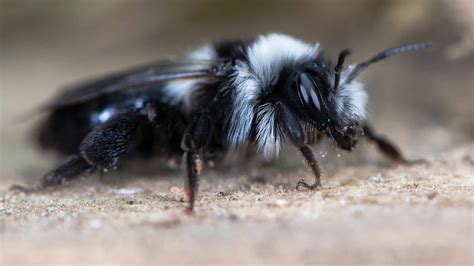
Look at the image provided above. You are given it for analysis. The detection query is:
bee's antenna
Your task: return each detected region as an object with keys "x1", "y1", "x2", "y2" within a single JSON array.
[
  {"x1": 345, "y1": 42, "x2": 432, "y2": 82},
  {"x1": 333, "y1": 49, "x2": 351, "y2": 91}
]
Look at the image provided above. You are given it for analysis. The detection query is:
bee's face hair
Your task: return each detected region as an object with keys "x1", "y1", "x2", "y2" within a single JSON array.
[{"x1": 298, "y1": 61, "x2": 367, "y2": 151}]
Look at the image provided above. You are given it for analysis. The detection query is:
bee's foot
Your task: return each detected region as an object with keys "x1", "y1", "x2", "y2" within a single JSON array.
[
  {"x1": 401, "y1": 158, "x2": 429, "y2": 166},
  {"x1": 296, "y1": 179, "x2": 321, "y2": 190},
  {"x1": 184, "y1": 205, "x2": 195, "y2": 216},
  {"x1": 9, "y1": 184, "x2": 40, "y2": 194}
]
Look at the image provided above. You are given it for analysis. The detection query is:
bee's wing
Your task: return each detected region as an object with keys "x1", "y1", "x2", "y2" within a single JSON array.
[{"x1": 41, "y1": 59, "x2": 225, "y2": 110}]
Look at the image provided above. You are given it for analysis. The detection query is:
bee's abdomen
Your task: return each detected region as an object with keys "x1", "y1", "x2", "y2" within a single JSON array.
[{"x1": 37, "y1": 104, "x2": 95, "y2": 155}]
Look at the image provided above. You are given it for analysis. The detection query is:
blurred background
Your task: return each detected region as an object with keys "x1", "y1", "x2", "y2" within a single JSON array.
[{"x1": 1, "y1": 0, "x2": 473, "y2": 181}]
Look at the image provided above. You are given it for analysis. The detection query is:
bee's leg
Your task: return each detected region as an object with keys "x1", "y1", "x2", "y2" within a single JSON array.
[
  {"x1": 296, "y1": 145, "x2": 323, "y2": 189},
  {"x1": 277, "y1": 103, "x2": 322, "y2": 190},
  {"x1": 40, "y1": 154, "x2": 95, "y2": 188},
  {"x1": 9, "y1": 154, "x2": 95, "y2": 193},
  {"x1": 181, "y1": 112, "x2": 213, "y2": 212},
  {"x1": 363, "y1": 123, "x2": 426, "y2": 165},
  {"x1": 50, "y1": 109, "x2": 146, "y2": 186},
  {"x1": 183, "y1": 151, "x2": 202, "y2": 213},
  {"x1": 11, "y1": 109, "x2": 151, "y2": 193},
  {"x1": 78, "y1": 110, "x2": 144, "y2": 171}
]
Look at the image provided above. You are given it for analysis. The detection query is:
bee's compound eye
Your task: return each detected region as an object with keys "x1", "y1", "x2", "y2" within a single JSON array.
[
  {"x1": 298, "y1": 73, "x2": 321, "y2": 111},
  {"x1": 297, "y1": 73, "x2": 327, "y2": 125}
]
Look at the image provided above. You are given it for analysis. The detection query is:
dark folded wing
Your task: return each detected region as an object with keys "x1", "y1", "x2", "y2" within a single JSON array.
[{"x1": 41, "y1": 59, "x2": 224, "y2": 110}]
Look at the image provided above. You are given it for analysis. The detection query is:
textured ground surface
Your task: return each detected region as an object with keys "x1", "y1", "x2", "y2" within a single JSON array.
[{"x1": 1, "y1": 144, "x2": 472, "y2": 265}]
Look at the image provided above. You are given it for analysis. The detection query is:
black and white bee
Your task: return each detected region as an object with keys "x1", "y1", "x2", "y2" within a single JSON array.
[{"x1": 17, "y1": 33, "x2": 430, "y2": 211}]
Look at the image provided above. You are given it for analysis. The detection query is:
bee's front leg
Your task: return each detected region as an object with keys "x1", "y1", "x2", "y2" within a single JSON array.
[
  {"x1": 362, "y1": 123, "x2": 427, "y2": 165},
  {"x1": 276, "y1": 103, "x2": 322, "y2": 190},
  {"x1": 296, "y1": 145, "x2": 322, "y2": 189}
]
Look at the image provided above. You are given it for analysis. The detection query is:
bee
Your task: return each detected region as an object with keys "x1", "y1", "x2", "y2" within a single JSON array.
[{"x1": 15, "y1": 33, "x2": 430, "y2": 211}]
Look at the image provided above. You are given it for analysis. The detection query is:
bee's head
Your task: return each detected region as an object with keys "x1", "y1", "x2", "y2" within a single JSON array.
[
  {"x1": 296, "y1": 43, "x2": 431, "y2": 150},
  {"x1": 296, "y1": 54, "x2": 365, "y2": 150}
]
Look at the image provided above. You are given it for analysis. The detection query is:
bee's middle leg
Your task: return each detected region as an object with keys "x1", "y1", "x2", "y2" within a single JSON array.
[{"x1": 181, "y1": 112, "x2": 213, "y2": 212}]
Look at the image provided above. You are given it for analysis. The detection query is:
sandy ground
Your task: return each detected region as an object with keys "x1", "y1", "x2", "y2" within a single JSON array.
[{"x1": 1, "y1": 143, "x2": 472, "y2": 265}]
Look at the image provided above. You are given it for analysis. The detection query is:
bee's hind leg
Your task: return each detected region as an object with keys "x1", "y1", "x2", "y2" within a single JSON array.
[
  {"x1": 42, "y1": 154, "x2": 95, "y2": 187},
  {"x1": 11, "y1": 107, "x2": 153, "y2": 193},
  {"x1": 362, "y1": 123, "x2": 427, "y2": 165},
  {"x1": 9, "y1": 153, "x2": 96, "y2": 193}
]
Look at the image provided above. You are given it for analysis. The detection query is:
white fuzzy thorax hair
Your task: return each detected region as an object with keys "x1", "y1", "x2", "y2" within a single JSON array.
[
  {"x1": 228, "y1": 33, "x2": 321, "y2": 158},
  {"x1": 163, "y1": 33, "x2": 368, "y2": 159},
  {"x1": 228, "y1": 34, "x2": 319, "y2": 158},
  {"x1": 162, "y1": 44, "x2": 217, "y2": 111},
  {"x1": 255, "y1": 103, "x2": 282, "y2": 159}
]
